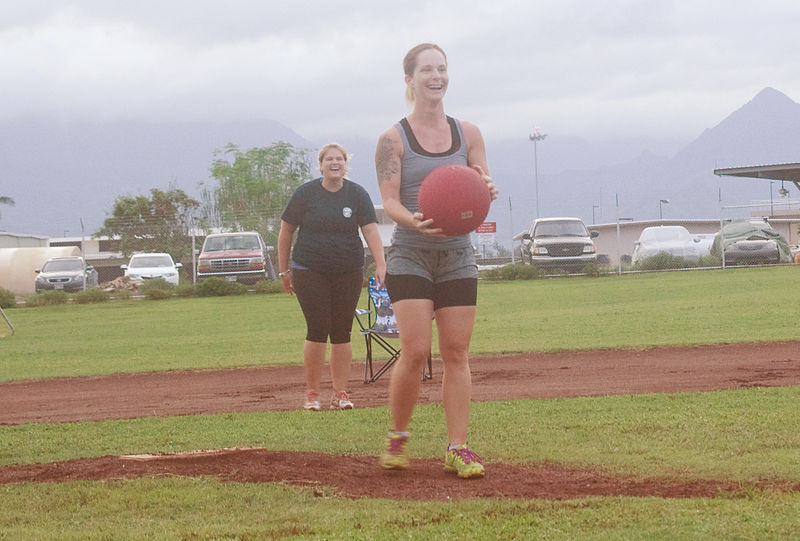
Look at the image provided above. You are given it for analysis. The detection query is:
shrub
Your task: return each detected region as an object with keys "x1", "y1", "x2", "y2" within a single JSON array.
[
  {"x1": 698, "y1": 254, "x2": 721, "y2": 268},
  {"x1": 148, "y1": 288, "x2": 174, "y2": 300},
  {"x1": 480, "y1": 263, "x2": 543, "y2": 281},
  {"x1": 636, "y1": 252, "x2": 694, "y2": 271},
  {"x1": 174, "y1": 284, "x2": 197, "y2": 297},
  {"x1": 138, "y1": 278, "x2": 176, "y2": 300},
  {"x1": 581, "y1": 262, "x2": 612, "y2": 277},
  {"x1": 196, "y1": 277, "x2": 248, "y2": 297},
  {"x1": 113, "y1": 289, "x2": 133, "y2": 301},
  {"x1": 197, "y1": 277, "x2": 229, "y2": 297},
  {"x1": 0, "y1": 287, "x2": 15, "y2": 309},
  {"x1": 253, "y1": 279, "x2": 282, "y2": 294},
  {"x1": 26, "y1": 290, "x2": 69, "y2": 307},
  {"x1": 232, "y1": 282, "x2": 248, "y2": 295},
  {"x1": 72, "y1": 288, "x2": 110, "y2": 304}
]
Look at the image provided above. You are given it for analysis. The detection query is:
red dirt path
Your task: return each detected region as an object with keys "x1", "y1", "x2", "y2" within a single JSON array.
[{"x1": 2, "y1": 341, "x2": 800, "y2": 500}]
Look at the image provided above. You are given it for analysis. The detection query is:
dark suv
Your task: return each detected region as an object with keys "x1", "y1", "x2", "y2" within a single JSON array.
[
  {"x1": 196, "y1": 232, "x2": 276, "y2": 283},
  {"x1": 520, "y1": 217, "x2": 599, "y2": 272}
]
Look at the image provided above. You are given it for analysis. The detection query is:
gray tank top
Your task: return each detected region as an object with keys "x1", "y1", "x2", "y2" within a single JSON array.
[{"x1": 392, "y1": 116, "x2": 472, "y2": 250}]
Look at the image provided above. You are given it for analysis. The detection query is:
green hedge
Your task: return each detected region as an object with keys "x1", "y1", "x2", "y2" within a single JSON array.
[
  {"x1": 0, "y1": 287, "x2": 15, "y2": 308},
  {"x1": 72, "y1": 288, "x2": 111, "y2": 304}
]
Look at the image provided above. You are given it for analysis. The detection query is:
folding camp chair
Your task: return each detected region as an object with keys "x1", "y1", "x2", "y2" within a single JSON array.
[{"x1": 355, "y1": 277, "x2": 432, "y2": 384}]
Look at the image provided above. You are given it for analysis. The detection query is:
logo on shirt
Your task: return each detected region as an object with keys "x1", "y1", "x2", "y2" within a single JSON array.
[{"x1": 342, "y1": 206, "x2": 353, "y2": 218}]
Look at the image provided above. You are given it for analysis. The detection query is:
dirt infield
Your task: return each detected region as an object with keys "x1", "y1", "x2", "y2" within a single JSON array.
[
  {"x1": 5, "y1": 447, "x2": 800, "y2": 501},
  {"x1": 2, "y1": 341, "x2": 800, "y2": 500}
]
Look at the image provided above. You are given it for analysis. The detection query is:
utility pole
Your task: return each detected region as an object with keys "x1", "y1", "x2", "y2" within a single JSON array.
[
  {"x1": 659, "y1": 199, "x2": 670, "y2": 220},
  {"x1": 509, "y1": 196, "x2": 515, "y2": 264},
  {"x1": 529, "y1": 127, "x2": 547, "y2": 219}
]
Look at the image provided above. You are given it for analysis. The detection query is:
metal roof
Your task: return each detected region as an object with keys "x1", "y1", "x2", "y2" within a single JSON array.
[{"x1": 714, "y1": 162, "x2": 800, "y2": 191}]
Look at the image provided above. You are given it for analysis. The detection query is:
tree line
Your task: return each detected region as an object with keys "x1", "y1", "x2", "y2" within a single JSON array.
[
  {"x1": 96, "y1": 141, "x2": 312, "y2": 259},
  {"x1": 0, "y1": 196, "x2": 14, "y2": 221}
]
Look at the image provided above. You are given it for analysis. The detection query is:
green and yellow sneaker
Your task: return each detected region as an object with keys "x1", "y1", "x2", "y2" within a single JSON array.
[
  {"x1": 380, "y1": 431, "x2": 410, "y2": 470},
  {"x1": 444, "y1": 444, "x2": 485, "y2": 478}
]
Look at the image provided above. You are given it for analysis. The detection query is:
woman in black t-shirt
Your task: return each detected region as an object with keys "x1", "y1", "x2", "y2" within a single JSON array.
[{"x1": 278, "y1": 143, "x2": 387, "y2": 411}]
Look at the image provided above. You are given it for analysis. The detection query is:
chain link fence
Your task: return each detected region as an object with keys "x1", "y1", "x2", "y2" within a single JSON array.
[
  {"x1": 17, "y1": 201, "x2": 800, "y2": 291},
  {"x1": 482, "y1": 200, "x2": 800, "y2": 275},
  {"x1": 47, "y1": 231, "x2": 280, "y2": 287}
]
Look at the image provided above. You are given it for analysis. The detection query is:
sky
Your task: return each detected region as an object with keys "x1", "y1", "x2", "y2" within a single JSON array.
[{"x1": 1, "y1": 1, "x2": 800, "y2": 144}]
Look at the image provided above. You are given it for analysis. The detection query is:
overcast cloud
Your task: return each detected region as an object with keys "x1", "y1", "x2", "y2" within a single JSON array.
[{"x1": 1, "y1": 0, "x2": 799, "y2": 143}]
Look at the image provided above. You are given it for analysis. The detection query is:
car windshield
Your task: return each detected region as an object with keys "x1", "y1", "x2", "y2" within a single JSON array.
[
  {"x1": 203, "y1": 235, "x2": 260, "y2": 251},
  {"x1": 641, "y1": 228, "x2": 688, "y2": 242},
  {"x1": 534, "y1": 221, "x2": 587, "y2": 238},
  {"x1": 130, "y1": 255, "x2": 173, "y2": 268},
  {"x1": 43, "y1": 259, "x2": 82, "y2": 272}
]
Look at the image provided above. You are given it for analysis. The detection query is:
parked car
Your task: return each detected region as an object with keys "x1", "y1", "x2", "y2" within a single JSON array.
[
  {"x1": 711, "y1": 219, "x2": 792, "y2": 265},
  {"x1": 692, "y1": 234, "x2": 715, "y2": 257},
  {"x1": 196, "y1": 231, "x2": 276, "y2": 283},
  {"x1": 518, "y1": 217, "x2": 598, "y2": 271},
  {"x1": 34, "y1": 256, "x2": 99, "y2": 292},
  {"x1": 632, "y1": 225, "x2": 702, "y2": 265},
  {"x1": 121, "y1": 253, "x2": 182, "y2": 285}
]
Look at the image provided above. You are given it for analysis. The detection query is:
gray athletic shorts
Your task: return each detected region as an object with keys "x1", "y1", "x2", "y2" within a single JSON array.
[
  {"x1": 386, "y1": 245, "x2": 477, "y2": 283},
  {"x1": 386, "y1": 245, "x2": 478, "y2": 308}
]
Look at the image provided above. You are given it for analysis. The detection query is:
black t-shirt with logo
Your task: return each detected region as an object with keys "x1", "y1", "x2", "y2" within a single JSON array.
[{"x1": 281, "y1": 178, "x2": 377, "y2": 272}]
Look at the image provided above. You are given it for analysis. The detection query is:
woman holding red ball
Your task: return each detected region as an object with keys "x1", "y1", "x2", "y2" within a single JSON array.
[{"x1": 374, "y1": 42, "x2": 498, "y2": 478}]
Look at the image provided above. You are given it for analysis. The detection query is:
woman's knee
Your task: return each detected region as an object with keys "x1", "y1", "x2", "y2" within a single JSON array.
[
  {"x1": 305, "y1": 318, "x2": 331, "y2": 342},
  {"x1": 329, "y1": 327, "x2": 352, "y2": 344},
  {"x1": 437, "y1": 338, "x2": 470, "y2": 361},
  {"x1": 399, "y1": 346, "x2": 430, "y2": 367}
]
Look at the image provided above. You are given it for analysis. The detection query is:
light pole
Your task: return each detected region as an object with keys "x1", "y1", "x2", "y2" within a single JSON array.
[
  {"x1": 770, "y1": 181, "x2": 774, "y2": 217},
  {"x1": 592, "y1": 204, "x2": 600, "y2": 225},
  {"x1": 529, "y1": 127, "x2": 547, "y2": 219},
  {"x1": 659, "y1": 199, "x2": 669, "y2": 220}
]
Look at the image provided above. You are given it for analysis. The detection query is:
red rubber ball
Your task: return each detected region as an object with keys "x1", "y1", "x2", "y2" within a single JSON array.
[{"x1": 417, "y1": 164, "x2": 491, "y2": 236}]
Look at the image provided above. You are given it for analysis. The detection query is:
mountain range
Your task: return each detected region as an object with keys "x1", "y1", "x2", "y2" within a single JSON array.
[{"x1": 1, "y1": 87, "x2": 799, "y2": 246}]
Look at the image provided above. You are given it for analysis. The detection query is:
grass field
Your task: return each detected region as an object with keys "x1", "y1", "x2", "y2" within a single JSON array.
[
  {"x1": 2, "y1": 265, "x2": 799, "y2": 382},
  {"x1": 2, "y1": 266, "x2": 800, "y2": 539}
]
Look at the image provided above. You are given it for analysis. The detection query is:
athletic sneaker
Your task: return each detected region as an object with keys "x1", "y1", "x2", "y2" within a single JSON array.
[
  {"x1": 330, "y1": 390, "x2": 354, "y2": 410},
  {"x1": 380, "y1": 431, "x2": 410, "y2": 470},
  {"x1": 444, "y1": 444, "x2": 485, "y2": 478},
  {"x1": 303, "y1": 390, "x2": 321, "y2": 411}
]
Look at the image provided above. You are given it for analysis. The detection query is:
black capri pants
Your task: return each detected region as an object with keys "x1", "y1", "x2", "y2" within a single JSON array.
[{"x1": 292, "y1": 267, "x2": 364, "y2": 344}]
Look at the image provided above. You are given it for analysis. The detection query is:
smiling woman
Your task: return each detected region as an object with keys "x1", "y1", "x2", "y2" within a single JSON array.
[
  {"x1": 374, "y1": 42, "x2": 499, "y2": 479},
  {"x1": 277, "y1": 142, "x2": 387, "y2": 413}
]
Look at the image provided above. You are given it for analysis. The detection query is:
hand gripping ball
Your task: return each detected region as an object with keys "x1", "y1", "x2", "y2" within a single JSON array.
[{"x1": 417, "y1": 164, "x2": 491, "y2": 236}]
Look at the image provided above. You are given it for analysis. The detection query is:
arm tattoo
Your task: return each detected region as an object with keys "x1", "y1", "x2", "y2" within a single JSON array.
[{"x1": 376, "y1": 135, "x2": 400, "y2": 183}]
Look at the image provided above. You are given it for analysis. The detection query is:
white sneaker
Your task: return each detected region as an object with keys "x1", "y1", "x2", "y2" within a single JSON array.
[
  {"x1": 330, "y1": 390, "x2": 353, "y2": 410},
  {"x1": 303, "y1": 390, "x2": 321, "y2": 411}
]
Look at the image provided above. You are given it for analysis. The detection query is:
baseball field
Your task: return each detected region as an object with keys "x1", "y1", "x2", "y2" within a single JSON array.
[{"x1": 1, "y1": 266, "x2": 800, "y2": 539}]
